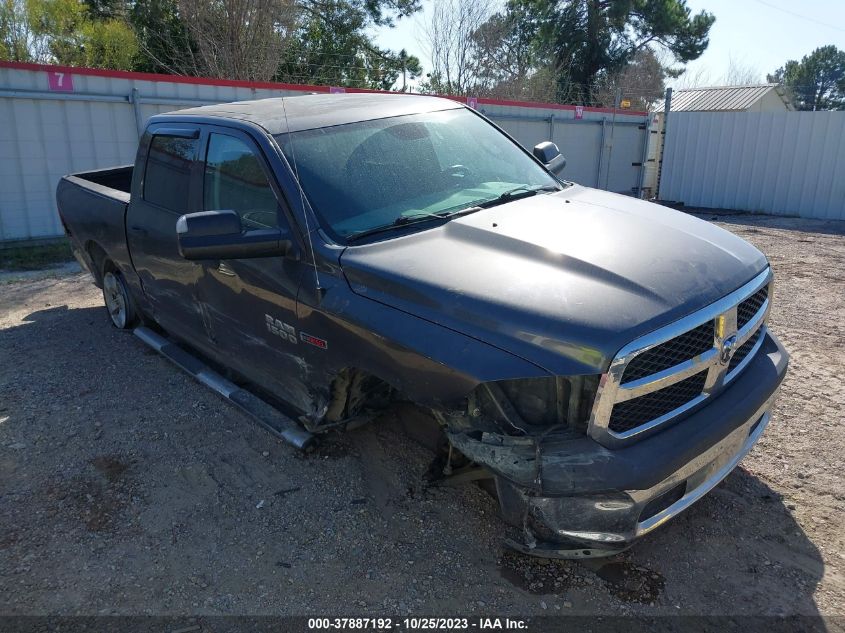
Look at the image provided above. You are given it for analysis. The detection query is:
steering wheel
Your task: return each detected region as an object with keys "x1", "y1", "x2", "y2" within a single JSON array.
[{"x1": 442, "y1": 164, "x2": 473, "y2": 184}]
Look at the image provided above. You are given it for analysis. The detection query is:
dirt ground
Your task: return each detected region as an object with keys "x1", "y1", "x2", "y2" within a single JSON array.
[{"x1": 0, "y1": 213, "x2": 843, "y2": 622}]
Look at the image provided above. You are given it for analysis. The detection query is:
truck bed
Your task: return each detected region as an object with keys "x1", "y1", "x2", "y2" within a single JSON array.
[
  {"x1": 56, "y1": 165, "x2": 135, "y2": 284},
  {"x1": 64, "y1": 165, "x2": 133, "y2": 200}
]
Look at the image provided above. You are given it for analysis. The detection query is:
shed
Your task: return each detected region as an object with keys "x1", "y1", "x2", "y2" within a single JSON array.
[{"x1": 641, "y1": 84, "x2": 793, "y2": 199}]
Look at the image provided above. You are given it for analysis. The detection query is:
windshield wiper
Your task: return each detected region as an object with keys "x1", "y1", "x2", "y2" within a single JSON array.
[
  {"x1": 478, "y1": 184, "x2": 560, "y2": 209},
  {"x1": 344, "y1": 206, "x2": 481, "y2": 243},
  {"x1": 344, "y1": 185, "x2": 558, "y2": 243}
]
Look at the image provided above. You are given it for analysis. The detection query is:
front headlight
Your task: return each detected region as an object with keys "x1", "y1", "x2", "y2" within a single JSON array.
[{"x1": 467, "y1": 375, "x2": 600, "y2": 435}]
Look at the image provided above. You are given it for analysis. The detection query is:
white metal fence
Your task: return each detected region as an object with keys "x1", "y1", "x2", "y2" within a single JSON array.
[
  {"x1": 660, "y1": 111, "x2": 845, "y2": 220},
  {"x1": 0, "y1": 62, "x2": 650, "y2": 243},
  {"x1": 480, "y1": 107, "x2": 653, "y2": 195}
]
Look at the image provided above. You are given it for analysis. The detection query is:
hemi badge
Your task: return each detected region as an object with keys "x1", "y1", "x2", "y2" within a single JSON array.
[{"x1": 300, "y1": 332, "x2": 328, "y2": 349}]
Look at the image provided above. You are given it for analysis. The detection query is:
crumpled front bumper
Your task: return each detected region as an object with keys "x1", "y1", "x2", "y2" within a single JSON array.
[
  {"x1": 489, "y1": 331, "x2": 789, "y2": 559},
  {"x1": 500, "y1": 399, "x2": 774, "y2": 558}
]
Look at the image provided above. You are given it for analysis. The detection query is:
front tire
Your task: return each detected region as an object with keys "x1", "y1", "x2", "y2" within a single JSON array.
[{"x1": 102, "y1": 268, "x2": 136, "y2": 329}]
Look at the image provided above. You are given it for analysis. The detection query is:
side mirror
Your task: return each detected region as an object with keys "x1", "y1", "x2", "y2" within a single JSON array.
[
  {"x1": 176, "y1": 210, "x2": 291, "y2": 260},
  {"x1": 533, "y1": 141, "x2": 566, "y2": 175}
]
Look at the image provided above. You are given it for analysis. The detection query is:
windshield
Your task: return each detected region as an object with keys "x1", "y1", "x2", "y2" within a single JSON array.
[{"x1": 275, "y1": 108, "x2": 561, "y2": 242}]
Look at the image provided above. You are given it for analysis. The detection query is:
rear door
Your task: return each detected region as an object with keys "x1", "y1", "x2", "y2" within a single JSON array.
[
  {"x1": 126, "y1": 125, "x2": 208, "y2": 346},
  {"x1": 193, "y1": 126, "x2": 310, "y2": 410}
]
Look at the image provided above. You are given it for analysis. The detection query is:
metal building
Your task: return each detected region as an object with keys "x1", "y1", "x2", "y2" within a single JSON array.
[{"x1": 643, "y1": 83, "x2": 795, "y2": 200}]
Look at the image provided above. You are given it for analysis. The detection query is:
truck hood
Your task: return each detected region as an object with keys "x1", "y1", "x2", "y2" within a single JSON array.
[{"x1": 339, "y1": 185, "x2": 768, "y2": 375}]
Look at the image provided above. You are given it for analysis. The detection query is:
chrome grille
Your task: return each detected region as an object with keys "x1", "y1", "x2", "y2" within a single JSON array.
[
  {"x1": 737, "y1": 286, "x2": 768, "y2": 329},
  {"x1": 622, "y1": 322, "x2": 714, "y2": 383},
  {"x1": 589, "y1": 269, "x2": 772, "y2": 446},
  {"x1": 609, "y1": 371, "x2": 708, "y2": 433},
  {"x1": 727, "y1": 327, "x2": 763, "y2": 375}
]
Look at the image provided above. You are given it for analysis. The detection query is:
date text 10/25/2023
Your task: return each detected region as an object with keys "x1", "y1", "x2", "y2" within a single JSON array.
[{"x1": 307, "y1": 617, "x2": 529, "y2": 630}]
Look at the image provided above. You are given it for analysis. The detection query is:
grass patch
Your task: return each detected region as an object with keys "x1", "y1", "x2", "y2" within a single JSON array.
[{"x1": 0, "y1": 240, "x2": 74, "y2": 271}]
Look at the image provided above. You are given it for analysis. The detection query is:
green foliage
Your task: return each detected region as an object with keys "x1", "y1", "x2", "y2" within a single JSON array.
[
  {"x1": 0, "y1": 0, "x2": 136, "y2": 69},
  {"x1": 395, "y1": 48, "x2": 421, "y2": 91},
  {"x1": 471, "y1": 8, "x2": 538, "y2": 94},
  {"x1": 2, "y1": 0, "x2": 419, "y2": 88},
  {"x1": 128, "y1": 0, "x2": 197, "y2": 74},
  {"x1": 27, "y1": 0, "x2": 87, "y2": 63},
  {"x1": 494, "y1": 0, "x2": 714, "y2": 104},
  {"x1": 82, "y1": 0, "x2": 122, "y2": 20},
  {"x1": 275, "y1": 0, "x2": 421, "y2": 89},
  {"x1": 78, "y1": 16, "x2": 136, "y2": 69},
  {"x1": 0, "y1": 239, "x2": 72, "y2": 271},
  {"x1": 339, "y1": 0, "x2": 419, "y2": 27},
  {"x1": 769, "y1": 46, "x2": 845, "y2": 111},
  {"x1": 1, "y1": 0, "x2": 31, "y2": 60}
]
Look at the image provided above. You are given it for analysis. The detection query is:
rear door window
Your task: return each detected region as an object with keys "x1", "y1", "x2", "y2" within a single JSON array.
[
  {"x1": 203, "y1": 133, "x2": 279, "y2": 230},
  {"x1": 143, "y1": 134, "x2": 198, "y2": 211}
]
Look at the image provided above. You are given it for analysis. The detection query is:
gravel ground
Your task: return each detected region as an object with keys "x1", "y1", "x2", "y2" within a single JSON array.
[{"x1": 0, "y1": 212, "x2": 843, "y2": 621}]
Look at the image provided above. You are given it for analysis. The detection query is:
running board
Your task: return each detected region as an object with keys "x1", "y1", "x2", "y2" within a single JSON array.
[{"x1": 133, "y1": 326, "x2": 315, "y2": 450}]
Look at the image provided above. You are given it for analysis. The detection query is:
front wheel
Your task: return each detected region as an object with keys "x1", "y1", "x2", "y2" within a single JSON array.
[{"x1": 102, "y1": 269, "x2": 136, "y2": 329}]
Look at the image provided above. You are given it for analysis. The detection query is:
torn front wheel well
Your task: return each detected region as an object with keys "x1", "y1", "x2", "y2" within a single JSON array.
[
  {"x1": 304, "y1": 367, "x2": 395, "y2": 432},
  {"x1": 446, "y1": 375, "x2": 601, "y2": 437},
  {"x1": 431, "y1": 374, "x2": 601, "y2": 497}
]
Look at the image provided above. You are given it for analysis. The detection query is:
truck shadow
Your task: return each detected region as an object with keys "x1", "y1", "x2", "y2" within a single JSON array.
[
  {"x1": 496, "y1": 465, "x2": 828, "y2": 618},
  {"x1": 599, "y1": 466, "x2": 825, "y2": 613},
  {"x1": 0, "y1": 303, "x2": 830, "y2": 621}
]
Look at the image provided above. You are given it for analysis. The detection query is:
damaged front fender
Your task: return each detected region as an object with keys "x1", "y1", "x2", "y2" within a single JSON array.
[
  {"x1": 437, "y1": 373, "x2": 603, "y2": 494},
  {"x1": 444, "y1": 427, "x2": 617, "y2": 495}
]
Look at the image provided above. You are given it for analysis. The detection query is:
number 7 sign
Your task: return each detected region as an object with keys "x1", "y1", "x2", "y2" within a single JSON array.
[{"x1": 47, "y1": 71, "x2": 74, "y2": 92}]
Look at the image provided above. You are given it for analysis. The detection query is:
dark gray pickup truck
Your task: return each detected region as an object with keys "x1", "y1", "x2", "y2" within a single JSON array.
[{"x1": 57, "y1": 93, "x2": 788, "y2": 558}]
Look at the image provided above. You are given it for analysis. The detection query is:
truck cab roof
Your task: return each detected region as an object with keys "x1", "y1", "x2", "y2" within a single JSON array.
[{"x1": 158, "y1": 93, "x2": 464, "y2": 134}]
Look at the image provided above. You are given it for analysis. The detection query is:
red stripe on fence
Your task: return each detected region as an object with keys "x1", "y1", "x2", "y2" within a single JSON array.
[{"x1": 0, "y1": 60, "x2": 648, "y2": 116}]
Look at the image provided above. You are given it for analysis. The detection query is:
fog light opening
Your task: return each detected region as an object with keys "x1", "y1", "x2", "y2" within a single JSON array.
[
  {"x1": 639, "y1": 481, "x2": 687, "y2": 522},
  {"x1": 748, "y1": 413, "x2": 765, "y2": 437}
]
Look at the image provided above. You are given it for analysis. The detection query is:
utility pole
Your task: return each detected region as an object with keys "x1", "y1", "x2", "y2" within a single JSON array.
[
  {"x1": 656, "y1": 87, "x2": 673, "y2": 200},
  {"x1": 604, "y1": 86, "x2": 622, "y2": 190}
]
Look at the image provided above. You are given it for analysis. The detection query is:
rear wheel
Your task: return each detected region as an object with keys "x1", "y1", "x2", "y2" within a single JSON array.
[{"x1": 102, "y1": 268, "x2": 136, "y2": 329}]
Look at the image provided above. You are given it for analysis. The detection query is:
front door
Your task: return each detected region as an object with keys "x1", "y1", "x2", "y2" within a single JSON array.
[
  {"x1": 126, "y1": 125, "x2": 208, "y2": 347},
  {"x1": 193, "y1": 127, "x2": 310, "y2": 411}
]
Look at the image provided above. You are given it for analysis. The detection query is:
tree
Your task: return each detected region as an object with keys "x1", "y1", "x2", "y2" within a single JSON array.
[
  {"x1": 1, "y1": 0, "x2": 38, "y2": 61},
  {"x1": 128, "y1": 0, "x2": 420, "y2": 85},
  {"x1": 275, "y1": 0, "x2": 421, "y2": 89},
  {"x1": 419, "y1": 0, "x2": 492, "y2": 95},
  {"x1": 395, "y1": 49, "x2": 421, "y2": 91},
  {"x1": 469, "y1": 5, "x2": 550, "y2": 99},
  {"x1": 82, "y1": 0, "x2": 123, "y2": 20},
  {"x1": 769, "y1": 45, "x2": 845, "y2": 111},
  {"x1": 129, "y1": 0, "x2": 199, "y2": 74},
  {"x1": 76, "y1": 14, "x2": 137, "y2": 69},
  {"x1": 673, "y1": 62, "x2": 711, "y2": 89},
  {"x1": 503, "y1": 0, "x2": 715, "y2": 105},
  {"x1": 176, "y1": 0, "x2": 297, "y2": 81},
  {"x1": 3, "y1": 0, "x2": 421, "y2": 87},
  {"x1": 594, "y1": 47, "x2": 679, "y2": 110},
  {"x1": 721, "y1": 53, "x2": 760, "y2": 85},
  {"x1": 0, "y1": 0, "x2": 137, "y2": 69}
]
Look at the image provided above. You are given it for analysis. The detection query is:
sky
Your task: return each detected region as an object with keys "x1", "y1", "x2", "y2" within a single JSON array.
[{"x1": 371, "y1": 0, "x2": 845, "y2": 89}]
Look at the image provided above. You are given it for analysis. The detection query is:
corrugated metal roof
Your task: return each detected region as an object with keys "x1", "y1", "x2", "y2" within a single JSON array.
[{"x1": 655, "y1": 84, "x2": 790, "y2": 112}]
